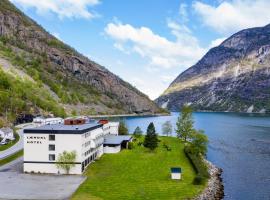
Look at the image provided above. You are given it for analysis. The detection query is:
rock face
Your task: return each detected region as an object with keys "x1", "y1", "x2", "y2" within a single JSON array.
[
  {"x1": 194, "y1": 160, "x2": 224, "y2": 200},
  {"x1": 0, "y1": 0, "x2": 161, "y2": 115},
  {"x1": 156, "y1": 24, "x2": 270, "y2": 113}
]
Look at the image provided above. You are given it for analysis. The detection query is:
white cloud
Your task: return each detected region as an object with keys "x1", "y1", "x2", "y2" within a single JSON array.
[
  {"x1": 209, "y1": 37, "x2": 226, "y2": 48},
  {"x1": 193, "y1": 0, "x2": 270, "y2": 35},
  {"x1": 104, "y1": 21, "x2": 206, "y2": 70},
  {"x1": 10, "y1": 0, "x2": 100, "y2": 19},
  {"x1": 179, "y1": 3, "x2": 188, "y2": 22},
  {"x1": 160, "y1": 75, "x2": 176, "y2": 84},
  {"x1": 52, "y1": 32, "x2": 61, "y2": 40},
  {"x1": 113, "y1": 43, "x2": 130, "y2": 54}
]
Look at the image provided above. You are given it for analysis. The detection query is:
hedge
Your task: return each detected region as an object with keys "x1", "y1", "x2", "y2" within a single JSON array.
[{"x1": 184, "y1": 146, "x2": 209, "y2": 185}]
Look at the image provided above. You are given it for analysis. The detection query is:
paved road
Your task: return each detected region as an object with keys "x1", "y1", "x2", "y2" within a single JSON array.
[
  {"x1": 0, "y1": 157, "x2": 86, "y2": 200},
  {"x1": 0, "y1": 123, "x2": 35, "y2": 159}
]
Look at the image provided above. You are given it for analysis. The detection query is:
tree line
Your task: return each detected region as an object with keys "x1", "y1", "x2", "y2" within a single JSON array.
[{"x1": 118, "y1": 106, "x2": 208, "y2": 156}]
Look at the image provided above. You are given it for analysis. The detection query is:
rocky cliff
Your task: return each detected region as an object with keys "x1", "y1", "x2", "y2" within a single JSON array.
[
  {"x1": 0, "y1": 0, "x2": 161, "y2": 118},
  {"x1": 156, "y1": 24, "x2": 270, "y2": 113}
]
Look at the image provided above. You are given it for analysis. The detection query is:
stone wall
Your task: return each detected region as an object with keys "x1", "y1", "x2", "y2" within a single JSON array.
[{"x1": 194, "y1": 160, "x2": 224, "y2": 200}]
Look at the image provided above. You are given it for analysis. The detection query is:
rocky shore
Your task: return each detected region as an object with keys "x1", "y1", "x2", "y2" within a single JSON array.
[{"x1": 194, "y1": 160, "x2": 224, "y2": 200}]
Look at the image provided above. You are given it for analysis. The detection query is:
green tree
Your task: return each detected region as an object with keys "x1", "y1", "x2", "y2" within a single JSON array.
[
  {"x1": 119, "y1": 121, "x2": 128, "y2": 135},
  {"x1": 56, "y1": 151, "x2": 77, "y2": 174},
  {"x1": 190, "y1": 130, "x2": 209, "y2": 156},
  {"x1": 162, "y1": 121, "x2": 172, "y2": 136},
  {"x1": 133, "y1": 126, "x2": 143, "y2": 137},
  {"x1": 175, "y1": 105, "x2": 194, "y2": 142},
  {"x1": 143, "y1": 122, "x2": 158, "y2": 151}
]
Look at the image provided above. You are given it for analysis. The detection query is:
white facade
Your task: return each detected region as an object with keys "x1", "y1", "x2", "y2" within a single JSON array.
[
  {"x1": 103, "y1": 145, "x2": 121, "y2": 153},
  {"x1": 33, "y1": 117, "x2": 64, "y2": 126},
  {"x1": 103, "y1": 122, "x2": 119, "y2": 135},
  {"x1": 171, "y1": 172, "x2": 181, "y2": 180},
  {"x1": 23, "y1": 121, "x2": 122, "y2": 175},
  {"x1": 24, "y1": 124, "x2": 105, "y2": 174}
]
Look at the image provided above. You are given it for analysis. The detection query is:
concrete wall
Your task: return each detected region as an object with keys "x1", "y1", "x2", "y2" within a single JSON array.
[
  {"x1": 103, "y1": 145, "x2": 121, "y2": 154},
  {"x1": 108, "y1": 122, "x2": 119, "y2": 135},
  {"x1": 24, "y1": 163, "x2": 82, "y2": 174}
]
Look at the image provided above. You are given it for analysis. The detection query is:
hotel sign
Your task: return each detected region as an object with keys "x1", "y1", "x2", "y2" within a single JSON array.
[{"x1": 26, "y1": 136, "x2": 46, "y2": 144}]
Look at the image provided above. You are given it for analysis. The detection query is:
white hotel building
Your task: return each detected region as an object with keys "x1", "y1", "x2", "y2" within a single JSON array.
[{"x1": 23, "y1": 120, "x2": 131, "y2": 174}]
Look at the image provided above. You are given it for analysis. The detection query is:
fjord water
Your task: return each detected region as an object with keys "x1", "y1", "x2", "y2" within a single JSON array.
[{"x1": 124, "y1": 112, "x2": 270, "y2": 200}]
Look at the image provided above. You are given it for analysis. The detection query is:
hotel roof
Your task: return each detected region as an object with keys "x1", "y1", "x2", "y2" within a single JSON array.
[
  {"x1": 103, "y1": 135, "x2": 132, "y2": 145},
  {"x1": 24, "y1": 123, "x2": 103, "y2": 134}
]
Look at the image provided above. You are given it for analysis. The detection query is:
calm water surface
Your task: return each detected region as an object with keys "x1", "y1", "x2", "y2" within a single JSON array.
[{"x1": 122, "y1": 112, "x2": 270, "y2": 200}]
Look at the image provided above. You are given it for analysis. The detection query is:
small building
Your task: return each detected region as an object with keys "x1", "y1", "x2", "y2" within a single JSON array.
[
  {"x1": 64, "y1": 118, "x2": 86, "y2": 125},
  {"x1": 103, "y1": 135, "x2": 132, "y2": 153},
  {"x1": 171, "y1": 167, "x2": 182, "y2": 180},
  {"x1": 0, "y1": 127, "x2": 14, "y2": 141},
  {"x1": 33, "y1": 117, "x2": 64, "y2": 126}
]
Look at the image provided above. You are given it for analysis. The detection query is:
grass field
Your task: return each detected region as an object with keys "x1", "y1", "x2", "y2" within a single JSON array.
[
  {"x1": 72, "y1": 137, "x2": 205, "y2": 200},
  {"x1": 0, "y1": 131, "x2": 20, "y2": 151},
  {"x1": 0, "y1": 149, "x2": 23, "y2": 166}
]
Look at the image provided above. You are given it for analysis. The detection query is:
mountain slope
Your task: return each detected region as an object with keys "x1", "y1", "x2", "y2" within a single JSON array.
[
  {"x1": 0, "y1": 0, "x2": 161, "y2": 121},
  {"x1": 156, "y1": 24, "x2": 270, "y2": 113}
]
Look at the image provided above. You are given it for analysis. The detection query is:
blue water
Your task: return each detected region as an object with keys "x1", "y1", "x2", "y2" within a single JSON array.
[{"x1": 122, "y1": 112, "x2": 270, "y2": 200}]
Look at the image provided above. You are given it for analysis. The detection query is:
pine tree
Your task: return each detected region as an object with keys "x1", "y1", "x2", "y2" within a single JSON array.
[
  {"x1": 143, "y1": 122, "x2": 158, "y2": 151},
  {"x1": 133, "y1": 126, "x2": 143, "y2": 137},
  {"x1": 119, "y1": 121, "x2": 128, "y2": 135}
]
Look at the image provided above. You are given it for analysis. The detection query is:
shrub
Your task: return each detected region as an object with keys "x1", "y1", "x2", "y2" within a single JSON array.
[
  {"x1": 128, "y1": 142, "x2": 135, "y2": 149},
  {"x1": 193, "y1": 175, "x2": 205, "y2": 185},
  {"x1": 184, "y1": 146, "x2": 209, "y2": 185},
  {"x1": 119, "y1": 121, "x2": 128, "y2": 135}
]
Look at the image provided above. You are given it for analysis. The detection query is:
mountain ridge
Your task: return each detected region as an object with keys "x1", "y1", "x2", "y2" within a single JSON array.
[
  {"x1": 156, "y1": 23, "x2": 270, "y2": 113},
  {"x1": 0, "y1": 0, "x2": 162, "y2": 124}
]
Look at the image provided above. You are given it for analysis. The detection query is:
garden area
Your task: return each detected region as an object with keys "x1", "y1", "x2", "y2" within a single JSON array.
[{"x1": 72, "y1": 136, "x2": 205, "y2": 200}]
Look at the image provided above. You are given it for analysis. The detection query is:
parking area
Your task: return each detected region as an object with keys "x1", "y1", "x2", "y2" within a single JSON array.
[{"x1": 0, "y1": 158, "x2": 86, "y2": 200}]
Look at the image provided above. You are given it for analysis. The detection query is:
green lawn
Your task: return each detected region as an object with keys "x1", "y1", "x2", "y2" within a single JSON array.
[
  {"x1": 72, "y1": 137, "x2": 205, "y2": 200},
  {"x1": 0, "y1": 149, "x2": 23, "y2": 166},
  {"x1": 0, "y1": 131, "x2": 20, "y2": 151}
]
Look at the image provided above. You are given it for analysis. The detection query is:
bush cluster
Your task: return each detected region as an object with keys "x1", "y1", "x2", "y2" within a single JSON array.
[{"x1": 184, "y1": 146, "x2": 209, "y2": 185}]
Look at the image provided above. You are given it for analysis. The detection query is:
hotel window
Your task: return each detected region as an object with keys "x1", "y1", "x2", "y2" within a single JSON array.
[
  {"x1": 49, "y1": 154, "x2": 55, "y2": 161},
  {"x1": 49, "y1": 144, "x2": 55, "y2": 151},
  {"x1": 49, "y1": 135, "x2": 55, "y2": 141}
]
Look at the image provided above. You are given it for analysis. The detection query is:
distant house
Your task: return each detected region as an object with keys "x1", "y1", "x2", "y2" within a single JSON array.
[
  {"x1": 33, "y1": 117, "x2": 64, "y2": 126},
  {"x1": 171, "y1": 167, "x2": 182, "y2": 180},
  {"x1": 0, "y1": 127, "x2": 15, "y2": 141}
]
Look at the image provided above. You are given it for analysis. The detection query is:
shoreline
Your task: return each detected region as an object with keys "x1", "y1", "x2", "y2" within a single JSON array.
[
  {"x1": 88, "y1": 112, "x2": 170, "y2": 118},
  {"x1": 195, "y1": 160, "x2": 224, "y2": 200}
]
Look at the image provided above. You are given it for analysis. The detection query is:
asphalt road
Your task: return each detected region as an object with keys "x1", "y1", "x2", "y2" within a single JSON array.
[
  {"x1": 0, "y1": 157, "x2": 86, "y2": 200},
  {"x1": 0, "y1": 123, "x2": 35, "y2": 159}
]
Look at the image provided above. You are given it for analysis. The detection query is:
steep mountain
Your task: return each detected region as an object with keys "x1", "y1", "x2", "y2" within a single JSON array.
[
  {"x1": 156, "y1": 24, "x2": 270, "y2": 113},
  {"x1": 0, "y1": 0, "x2": 162, "y2": 123}
]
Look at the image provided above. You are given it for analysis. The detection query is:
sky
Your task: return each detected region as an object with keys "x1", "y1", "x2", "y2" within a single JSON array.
[{"x1": 10, "y1": 0, "x2": 270, "y2": 99}]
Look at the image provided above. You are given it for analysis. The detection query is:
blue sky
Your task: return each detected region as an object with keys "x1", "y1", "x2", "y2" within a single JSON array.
[{"x1": 11, "y1": 0, "x2": 270, "y2": 99}]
